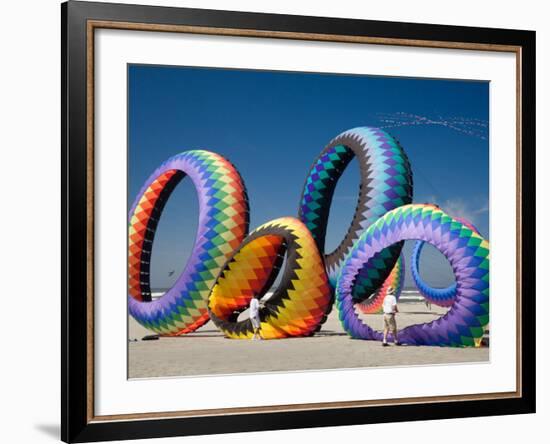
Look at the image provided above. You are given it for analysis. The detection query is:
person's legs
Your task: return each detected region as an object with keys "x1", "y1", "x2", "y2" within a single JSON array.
[
  {"x1": 251, "y1": 317, "x2": 261, "y2": 340},
  {"x1": 393, "y1": 329, "x2": 399, "y2": 344},
  {"x1": 256, "y1": 320, "x2": 262, "y2": 340},
  {"x1": 382, "y1": 315, "x2": 389, "y2": 345},
  {"x1": 390, "y1": 317, "x2": 400, "y2": 345}
]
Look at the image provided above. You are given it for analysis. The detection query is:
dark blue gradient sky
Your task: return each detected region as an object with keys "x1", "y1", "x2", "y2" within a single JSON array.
[{"x1": 128, "y1": 64, "x2": 489, "y2": 290}]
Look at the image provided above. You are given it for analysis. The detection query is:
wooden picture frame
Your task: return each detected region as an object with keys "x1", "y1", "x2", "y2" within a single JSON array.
[{"x1": 62, "y1": 1, "x2": 535, "y2": 442}]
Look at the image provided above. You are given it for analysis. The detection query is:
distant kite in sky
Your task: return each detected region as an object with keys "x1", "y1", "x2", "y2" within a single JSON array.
[{"x1": 376, "y1": 112, "x2": 488, "y2": 140}]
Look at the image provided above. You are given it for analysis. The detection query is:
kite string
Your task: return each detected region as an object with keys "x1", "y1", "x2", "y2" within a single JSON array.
[{"x1": 376, "y1": 112, "x2": 488, "y2": 140}]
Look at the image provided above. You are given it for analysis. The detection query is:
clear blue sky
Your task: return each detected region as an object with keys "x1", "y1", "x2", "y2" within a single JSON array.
[{"x1": 128, "y1": 64, "x2": 489, "y2": 290}]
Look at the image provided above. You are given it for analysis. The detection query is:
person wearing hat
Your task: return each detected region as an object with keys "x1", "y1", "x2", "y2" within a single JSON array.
[{"x1": 382, "y1": 287, "x2": 400, "y2": 346}]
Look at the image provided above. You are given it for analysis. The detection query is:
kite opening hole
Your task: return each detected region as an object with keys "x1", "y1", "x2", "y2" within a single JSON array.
[
  {"x1": 148, "y1": 176, "x2": 198, "y2": 299},
  {"x1": 325, "y1": 157, "x2": 360, "y2": 255},
  {"x1": 235, "y1": 237, "x2": 289, "y2": 322},
  {"x1": 414, "y1": 241, "x2": 455, "y2": 289}
]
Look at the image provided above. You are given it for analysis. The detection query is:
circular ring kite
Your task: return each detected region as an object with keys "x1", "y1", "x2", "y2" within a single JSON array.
[
  {"x1": 208, "y1": 217, "x2": 332, "y2": 339},
  {"x1": 336, "y1": 204, "x2": 489, "y2": 347},
  {"x1": 128, "y1": 150, "x2": 249, "y2": 336},
  {"x1": 356, "y1": 254, "x2": 405, "y2": 315},
  {"x1": 411, "y1": 214, "x2": 480, "y2": 307},
  {"x1": 298, "y1": 127, "x2": 413, "y2": 292}
]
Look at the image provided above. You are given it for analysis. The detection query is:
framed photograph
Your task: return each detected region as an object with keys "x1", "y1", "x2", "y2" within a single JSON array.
[{"x1": 62, "y1": 1, "x2": 535, "y2": 442}]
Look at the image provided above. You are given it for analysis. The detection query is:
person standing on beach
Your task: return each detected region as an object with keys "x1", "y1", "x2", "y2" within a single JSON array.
[
  {"x1": 249, "y1": 297, "x2": 262, "y2": 340},
  {"x1": 382, "y1": 287, "x2": 400, "y2": 346}
]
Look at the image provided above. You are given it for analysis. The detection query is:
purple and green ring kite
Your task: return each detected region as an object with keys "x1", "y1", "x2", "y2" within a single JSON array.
[
  {"x1": 336, "y1": 204, "x2": 489, "y2": 347},
  {"x1": 298, "y1": 126, "x2": 414, "y2": 304}
]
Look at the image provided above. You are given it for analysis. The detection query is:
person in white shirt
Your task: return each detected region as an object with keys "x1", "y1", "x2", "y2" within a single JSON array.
[
  {"x1": 249, "y1": 297, "x2": 261, "y2": 340},
  {"x1": 382, "y1": 287, "x2": 400, "y2": 346}
]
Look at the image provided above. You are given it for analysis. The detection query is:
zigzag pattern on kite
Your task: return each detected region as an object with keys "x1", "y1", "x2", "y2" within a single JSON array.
[
  {"x1": 208, "y1": 217, "x2": 332, "y2": 339},
  {"x1": 411, "y1": 214, "x2": 481, "y2": 307},
  {"x1": 128, "y1": 150, "x2": 249, "y2": 336},
  {"x1": 356, "y1": 253, "x2": 405, "y2": 314},
  {"x1": 298, "y1": 127, "x2": 413, "y2": 294},
  {"x1": 336, "y1": 204, "x2": 489, "y2": 347}
]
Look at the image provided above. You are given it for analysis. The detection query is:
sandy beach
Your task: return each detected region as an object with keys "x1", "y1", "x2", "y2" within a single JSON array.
[{"x1": 128, "y1": 299, "x2": 489, "y2": 379}]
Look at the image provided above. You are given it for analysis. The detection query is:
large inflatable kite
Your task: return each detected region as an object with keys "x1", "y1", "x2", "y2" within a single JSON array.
[
  {"x1": 128, "y1": 150, "x2": 249, "y2": 336},
  {"x1": 411, "y1": 214, "x2": 481, "y2": 307},
  {"x1": 336, "y1": 204, "x2": 489, "y2": 347},
  {"x1": 208, "y1": 217, "x2": 331, "y2": 339},
  {"x1": 298, "y1": 127, "x2": 414, "y2": 290}
]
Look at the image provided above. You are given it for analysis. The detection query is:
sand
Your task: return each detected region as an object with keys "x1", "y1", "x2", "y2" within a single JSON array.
[{"x1": 128, "y1": 301, "x2": 489, "y2": 379}]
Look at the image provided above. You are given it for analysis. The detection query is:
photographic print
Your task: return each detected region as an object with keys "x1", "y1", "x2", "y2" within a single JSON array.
[
  {"x1": 127, "y1": 65, "x2": 490, "y2": 379},
  {"x1": 63, "y1": 3, "x2": 535, "y2": 440}
]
